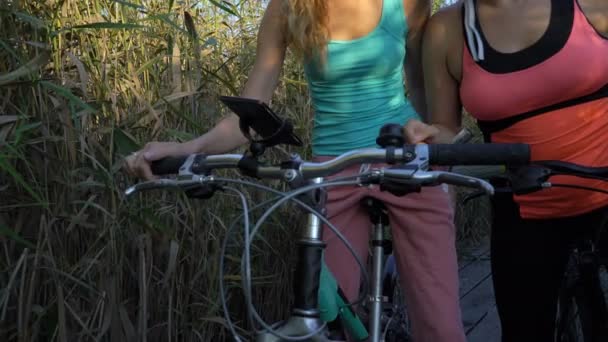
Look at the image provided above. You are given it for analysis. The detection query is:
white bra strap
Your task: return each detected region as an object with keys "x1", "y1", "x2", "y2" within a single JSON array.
[{"x1": 464, "y1": 0, "x2": 485, "y2": 61}]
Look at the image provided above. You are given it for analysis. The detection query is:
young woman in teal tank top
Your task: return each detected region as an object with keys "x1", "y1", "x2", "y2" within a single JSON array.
[{"x1": 126, "y1": 1, "x2": 465, "y2": 341}]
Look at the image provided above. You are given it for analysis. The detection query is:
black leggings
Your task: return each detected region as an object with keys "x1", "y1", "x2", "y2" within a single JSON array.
[{"x1": 490, "y1": 192, "x2": 608, "y2": 342}]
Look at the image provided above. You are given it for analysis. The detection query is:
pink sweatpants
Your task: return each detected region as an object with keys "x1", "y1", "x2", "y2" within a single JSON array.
[{"x1": 318, "y1": 159, "x2": 466, "y2": 342}]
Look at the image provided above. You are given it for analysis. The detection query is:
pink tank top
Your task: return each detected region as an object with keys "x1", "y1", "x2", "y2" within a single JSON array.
[{"x1": 459, "y1": 0, "x2": 608, "y2": 219}]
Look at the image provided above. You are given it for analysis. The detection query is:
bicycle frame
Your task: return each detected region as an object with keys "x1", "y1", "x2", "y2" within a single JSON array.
[{"x1": 364, "y1": 197, "x2": 392, "y2": 342}]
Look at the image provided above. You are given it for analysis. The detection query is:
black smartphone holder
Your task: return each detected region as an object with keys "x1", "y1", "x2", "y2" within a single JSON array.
[{"x1": 219, "y1": 96, "x2": 303, "y2": 157}]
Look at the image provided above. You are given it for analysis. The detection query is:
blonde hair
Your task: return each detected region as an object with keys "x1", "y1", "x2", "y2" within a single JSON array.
[{"x1": 282, "y1": 0, "x2": 329, "y2": 63}]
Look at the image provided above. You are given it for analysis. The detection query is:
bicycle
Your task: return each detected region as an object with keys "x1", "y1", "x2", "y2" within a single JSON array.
[
  {"x1": 124, "y1": 108, "x2": 533, "y2": 342},
  {"x1": 453, "y1": 161, "x2": 608, "y2": 342}
]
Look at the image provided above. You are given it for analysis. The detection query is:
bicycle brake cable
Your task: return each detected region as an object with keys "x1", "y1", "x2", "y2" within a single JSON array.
[{"x1": 216, "y1": 176, "x2": 371, "y2": 341}]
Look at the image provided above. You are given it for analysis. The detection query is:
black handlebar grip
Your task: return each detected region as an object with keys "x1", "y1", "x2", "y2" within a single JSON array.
[
  {"x1": 150, "y1": 156, "x2": 188, "y2": 175},
  {"x1": 428, "y1": 143, "x2": 530, "y2": 166}
]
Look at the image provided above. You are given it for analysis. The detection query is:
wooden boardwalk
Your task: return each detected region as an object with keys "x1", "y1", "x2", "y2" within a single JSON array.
[{"x1": 458, "y1": 238, "x2": 501, "y2": 342}]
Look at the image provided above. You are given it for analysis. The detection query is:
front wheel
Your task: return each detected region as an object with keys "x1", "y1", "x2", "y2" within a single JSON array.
[
  {"x1": 555, "y1": 292, "x2": 586, "y2": 342},
  {"x1": 382, "y1": 274, "x2": 412, "y2": 342},
  {"x1": 554, "y1": 253, "x2": 608, "y2": 342}
]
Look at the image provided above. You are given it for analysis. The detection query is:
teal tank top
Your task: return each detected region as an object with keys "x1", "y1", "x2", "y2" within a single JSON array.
[{"x1": 303, "y1": 0, "x2": 420, "y2": 156}]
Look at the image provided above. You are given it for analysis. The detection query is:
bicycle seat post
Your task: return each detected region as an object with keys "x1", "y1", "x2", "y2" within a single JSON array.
[{"x1": 362, "y1": 197, "x2": 390, "y2": 342}]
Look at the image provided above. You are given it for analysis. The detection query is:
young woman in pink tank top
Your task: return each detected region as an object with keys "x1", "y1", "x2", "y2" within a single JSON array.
[{"x1": 404, "y1": 0, "x2": 608, "y2": 341}]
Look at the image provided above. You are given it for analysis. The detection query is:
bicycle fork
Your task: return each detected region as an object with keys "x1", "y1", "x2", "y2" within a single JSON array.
[
  {"x1": 576, "y1": 243, "x2": 608, "y2": 341},
  {"x1": 256, "y1": 178, "x2": 330, "y2": 342},
  {"x1": 255, "y1": 184, "x2": 393, "y2": 342}
]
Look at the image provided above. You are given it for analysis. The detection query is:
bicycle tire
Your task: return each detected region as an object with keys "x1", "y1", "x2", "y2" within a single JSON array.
[
  {"x1": 383, "y1": 274, "x2": 412, "y2": 342},
  {"x1": 555, "y1": 292, "x2": 588, "y2": 342},
  {"x1": 599, "y1": 264, "x2": 608, "y2": 315},
  {"x1": 555, "y1": 254, "x2": 608, "y2": 342}
]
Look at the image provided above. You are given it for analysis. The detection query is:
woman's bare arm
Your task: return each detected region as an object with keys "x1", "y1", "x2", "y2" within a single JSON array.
[
  {"x1": 188, "y1": 0, "x2": 288, "y2": 154},
  {"x1": 422, "y1": 6, "x2": 463, "y2": 142},
  {"x1": 403, "y1": 0, "x2": 431, "y2": 121},
  {"x1": 125, "y1": 0, "x2": 288, "y2": 179}
]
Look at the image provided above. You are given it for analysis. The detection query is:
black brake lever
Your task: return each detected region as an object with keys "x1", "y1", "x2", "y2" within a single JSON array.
[
  {"x1": 460, "y1": 165, "x2": 554, "y2": 203},
  {"x1": 509, "y1": 165, "x2": 553, "y2": 195},
  {"x1": 378, "y1": 165, "x2": 422, "y2": 197},
  {"x1": 461, "y1": 187, "x2": 513, "y2": 205},
  {"x1": 461, "y1": 190, "x2": 486, "y2": 204},
  {"x1": 380, "y1": 180, "x2": 421, "y2": 197},
  {"x1": 184, "y1": 183, "x2": 224, "y2": 200}
]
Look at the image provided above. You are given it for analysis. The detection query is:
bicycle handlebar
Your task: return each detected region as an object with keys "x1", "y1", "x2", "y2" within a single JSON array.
[
  {"x1": 452, "y1": 160, "x2": 608, "y2": 200},
  {"x1": 150, "y1": 156, "x2": 189, "y2": 175},
  {"x1": 429, "y1": 143, "x2": 529, "y2": 166},
  {"x1": 451, "y1": 161, "x2": 608, "y2": 180},
  {"x1": 149, "y1": 143, "x2": 531, "y2": 176},
  {"x1": 124, "y1": 143, "x2": 530, "y2": 198}
]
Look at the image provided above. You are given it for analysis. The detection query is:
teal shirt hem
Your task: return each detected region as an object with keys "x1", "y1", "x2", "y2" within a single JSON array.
[{"x1": 311, "y1": 103, "x2": 420, "y2": 157}]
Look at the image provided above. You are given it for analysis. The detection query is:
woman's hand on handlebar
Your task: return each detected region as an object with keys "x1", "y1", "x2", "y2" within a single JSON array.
[
  {"x1": 402, "y1": 119, "x2": 439, "y2": 143},
  {"x1": 402, "y1": 119, "x2": 457, "y2": 144},
  {"x1": 124, "y1": 141, "x2": 195, "y2": 180},
  {"x1": 123, "y1": 114, "x2": 249, "y2": 180}
]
